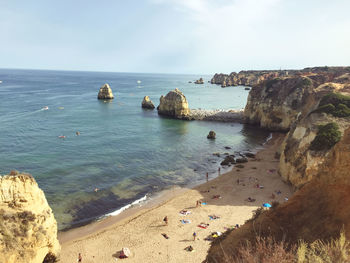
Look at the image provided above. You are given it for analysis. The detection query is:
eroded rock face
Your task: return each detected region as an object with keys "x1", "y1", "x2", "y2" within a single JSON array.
[
  {"x1": 97, "y1": 83, "x2": 114, "y2": 99},
  {"x1": 207, "y1": 130, "x2": 216, "y2": 139},
  {"x1": 157, "y1": 88, "x2": 190, "y2": 119},
  {"x1": 279, "y1": 91, "x2": 350, "y2": 188},
  {"x1": 244, "y1": 76, "x2": 317, "y2": 131},
  {"x1": 141, "y1": 96, "x2": 155, "y2": 109},
  {"x1": 195, "y1": 78, "x2": 204, "y2": 84},
  {"x1": 0, "y1": 172, "x2": 60, "y2": 263}
]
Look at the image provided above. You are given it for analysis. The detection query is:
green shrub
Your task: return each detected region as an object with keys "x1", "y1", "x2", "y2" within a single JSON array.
[
  {"x1": 310, "y1": 123, "x2": 341, "y2": 151},
  {"x1": 314, "y1": 93, "x2": 350, "y2": 117}
]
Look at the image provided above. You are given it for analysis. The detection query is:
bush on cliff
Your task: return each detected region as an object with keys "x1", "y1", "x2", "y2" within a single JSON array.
[
  {"x1": 314, "y1": 93, "x2": 350, "y2": 117},
  {"x1": 310, "y1": 123, "x2": 341, "y2": 151}
]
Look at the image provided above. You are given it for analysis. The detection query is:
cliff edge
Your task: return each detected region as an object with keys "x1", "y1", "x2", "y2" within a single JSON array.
[{"x1": 0, "y1": 172, "x2": 60, "y2": 263}]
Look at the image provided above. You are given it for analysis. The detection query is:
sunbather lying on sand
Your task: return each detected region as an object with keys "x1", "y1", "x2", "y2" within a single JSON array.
[
  {"x1": 179, "y1": 210, "x2": 191, "y2": 216},
  {"x1": 209, "y1": 215, "x2": 220, "y2": 220},
  {"x1": 212, "y1": 195, "x2": 222, "y2": 199}
]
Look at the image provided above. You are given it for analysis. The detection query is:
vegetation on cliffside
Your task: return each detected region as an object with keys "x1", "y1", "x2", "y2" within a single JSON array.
[
  {"x1": 313, "y1": 93, "x2": 350, "y2": 117},
  {"x1": 310, "y1": 122, "x2": 341, "y2": 151}
]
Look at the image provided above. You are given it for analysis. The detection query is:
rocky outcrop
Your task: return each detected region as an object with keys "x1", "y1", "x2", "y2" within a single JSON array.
[
  {"x1": 207, "y1": 131, "x2": 216, "y2": 139},
  {"x1": 141, "y1": 96, "x2": 155, "y2": 109},
  {"x1": 0, "y1": 172, "x2": 60, "y2": 263},
  {"x1": 157, "y1": 88, "x2": 190, "y2": 119},
  {"x1": 244, "y1": 76, "x2": 317, "y2": 131},
  {"x1": 97, "y1": 83, "x2": 114, "y2": 99},
  {"x1": 189, "y1": 109, "x2": 244, "y2": 122},
  {"x1": 195, "y1": 78, "x2": 204, "y2": 84},
  {"x1": 211, "y1": 70, "x2": 290, "y2": 88}
]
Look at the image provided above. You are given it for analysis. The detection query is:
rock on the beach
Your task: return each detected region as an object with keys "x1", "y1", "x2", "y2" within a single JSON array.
[
  {"x1": 157, "y1": 88, "x2": 190, "y2": 119},
  {"x1": 221, "y1": 156, "x2": 236, "y2": 166},
  {"x1": 207, "y1": 130, "x2": 216, "y2": 139},
  {"x1": 97, "y1": 83, "x2": 114, "y2": 100},
  {"x1": 0, "y1": 172, "x2": 60, "y2": 263},
  {"x1": 244, "y1": 152, "x2": 256, "y2": 158},
  {"x1": 236, "y1": 157, "x2": 248, "y2": 163},
  {"x1": 195, "y1": 78, "x2": 204, "y2": 84},
  {"x1": 141, "y1": 96, "x2": 155, "y2": 109}
]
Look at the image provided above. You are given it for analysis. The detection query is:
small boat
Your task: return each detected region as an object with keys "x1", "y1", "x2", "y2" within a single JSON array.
[
  {"x1": 0, "y1": 80, "x2": 2, "y2": 84},
  {"x1": 137, "y1": 80, "x2": 141, "y2": 84},
  {"x1": 58, "y1": 135, "x2": 66, "y2": 139},
  {"x1": 42, "y1": 106, "x2": 49, "y2": 110}
]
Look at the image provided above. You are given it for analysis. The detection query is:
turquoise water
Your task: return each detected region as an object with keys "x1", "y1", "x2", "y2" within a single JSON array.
[{"x1": 0, "y1": 69, "x2": 269, "y2": 230}]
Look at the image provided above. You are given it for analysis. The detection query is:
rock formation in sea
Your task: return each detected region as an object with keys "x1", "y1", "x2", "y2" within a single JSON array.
[
  {"x1": 0, "y1": 171, "x2": 60, "y2": 263},
  {"x1": 97, "y1": 83, "x2": 114, "y2": 100},
  {"x1": 195, "y1": 78, "x2": 204, "y2": 84},
  {"x1": 157, "y1": 88, "x2": 190, "y2": 120},
  {"x1": 207, "y1": 130, "x2": 216, "y2": 139},
  {"x1": 141, "y1": 96, "x2": 155, "y2": 109}
]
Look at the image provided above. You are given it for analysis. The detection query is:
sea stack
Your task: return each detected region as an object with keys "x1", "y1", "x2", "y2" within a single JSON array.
[
  {"x1": 97, "y1": 83, "x2": 114, "y2": 100},
  {"x1": 142, "y1": 96, "x2": 155, "y2": 109},
  {"x1": 195, "y1": 78, "x2": 204, "y2": 84},
  {"x1": 157, "y1": 88, "x2": 190, "y2": 119},
  {"x1": 0, "y1": 171, "x2": 60, "y2": 263}
]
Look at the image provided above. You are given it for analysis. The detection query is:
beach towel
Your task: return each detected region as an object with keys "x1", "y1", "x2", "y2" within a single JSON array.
[
  {"x1": 198, "y1": 223, "x2": 209, "y2": 229},
  {"x1": 180, "y1": 219, "x2": 191, "y2": 224},
  {"x1": 209, "y1": 215, "x2": 220, "y2": 220},
  {"x1": 201, "y1": 202, "x2": 207, "y2": 205}
]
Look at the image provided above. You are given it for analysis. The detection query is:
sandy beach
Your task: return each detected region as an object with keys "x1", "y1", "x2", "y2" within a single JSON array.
[{"x1": 59, "y1": 133, "x2": 293, "y2": 263}]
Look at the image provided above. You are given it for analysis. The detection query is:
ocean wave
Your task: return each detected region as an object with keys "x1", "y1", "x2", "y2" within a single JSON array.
[{"x1": 103, "y1": 194, "x2": 148, "y2": 217}]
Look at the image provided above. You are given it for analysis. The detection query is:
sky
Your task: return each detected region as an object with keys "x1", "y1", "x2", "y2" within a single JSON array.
[{"x1": 0, "y1": 0, "x2": 349, "y2": 74}]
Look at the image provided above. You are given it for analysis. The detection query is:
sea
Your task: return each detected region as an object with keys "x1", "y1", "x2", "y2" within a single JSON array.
[{"x1": 0, "y1": 69, "x2": 270, "y2": 230}]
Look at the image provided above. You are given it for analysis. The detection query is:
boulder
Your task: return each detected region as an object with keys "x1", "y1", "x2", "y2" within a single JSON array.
[
  {"x1": 221, "y1": 156, "x2": 236, "y2": 166},
  {"x1": 141, "y1": 96, "x2": 155, "y2": 109},
  {"x1": 244, "y1": 152, "x2": 256, "y2": 158},
  {"x1": 157, "y1": 88, "x2": 190, "y2": 119},
  {"x1": 97, "y1": 83, "x2": 114, "y2": 99},
  {"x1": 207, "y1": 131, "x2": 216, "y2": 139},
  {"x1": 195, "y1": 78, "x2": 204, "y2": 84},
  {"x1": 0, "y1": 172, "x2": 60, "y2": 263}
]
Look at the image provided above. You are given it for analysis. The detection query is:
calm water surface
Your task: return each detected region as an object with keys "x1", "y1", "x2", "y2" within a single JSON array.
[{"x1": 0, "y1": 69, "x2": 269, "y2": 230}]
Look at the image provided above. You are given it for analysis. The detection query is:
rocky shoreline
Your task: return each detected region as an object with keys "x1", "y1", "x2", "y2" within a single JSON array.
[{"x1": 189, "y1": 108, "x2": 244, "y2": 122}]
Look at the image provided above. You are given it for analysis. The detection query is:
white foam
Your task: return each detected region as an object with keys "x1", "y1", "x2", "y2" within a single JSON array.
[{"x1": 104, "y1": 194, "x2": 148, "y2": 217}]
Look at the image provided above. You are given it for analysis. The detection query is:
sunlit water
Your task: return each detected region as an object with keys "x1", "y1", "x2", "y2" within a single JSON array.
[{"x1": 0, "y1": 69, "x2": 269, "y2": 230}]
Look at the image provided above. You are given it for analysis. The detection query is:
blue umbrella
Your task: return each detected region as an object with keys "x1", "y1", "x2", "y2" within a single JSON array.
[{"x1": 263, "y1": 203, "x2": 272, "y2": 208}]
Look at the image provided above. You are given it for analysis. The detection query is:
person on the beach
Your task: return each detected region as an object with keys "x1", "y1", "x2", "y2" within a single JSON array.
[
  {"x1": 206, "y1": 172, "x2": 209, "y2": 182},
  {"x1": 78, "y1": 253, "x2": 82, "y2": 262},
  {"x1": 193, "y1": 232, "x2": 197, "y2": 241},
  {"x1": 163, "y1": 216, "x2": 168, "y2": 225},
  {"x1": 94, "y1": 188, "x2": 99, "y2": 192},
  {"x1": 218, "y1": 167, "x2": 221, "y2": 174}
]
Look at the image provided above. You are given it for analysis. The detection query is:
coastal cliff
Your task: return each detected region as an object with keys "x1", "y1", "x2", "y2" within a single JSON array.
[
  {"x1": 157, "y1": 88, "x2": 190, "y2": 119},
  {"x1": 0, "y1": 172, "x2": 60, "y2": 263},
  {"x1": 205, "y1": 67, "x2": 350, "y2": 262}
]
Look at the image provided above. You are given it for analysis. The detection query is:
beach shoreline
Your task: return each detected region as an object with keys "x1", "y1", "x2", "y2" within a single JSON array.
[{"x1": 59, "y1": 132, "x2": 293, "y2": 263}]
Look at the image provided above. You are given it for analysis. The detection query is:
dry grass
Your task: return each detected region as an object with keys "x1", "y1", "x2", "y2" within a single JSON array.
[{"x1": 220, "y1": 230, "x2": 350, "y2": 263}]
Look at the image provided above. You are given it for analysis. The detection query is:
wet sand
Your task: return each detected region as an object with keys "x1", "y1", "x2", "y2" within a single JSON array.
[{"x1": 59, "y1": 133, "x2": 293, "y2": 263}]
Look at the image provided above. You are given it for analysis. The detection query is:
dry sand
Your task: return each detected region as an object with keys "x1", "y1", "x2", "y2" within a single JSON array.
[{"x1": 59, "y1": 133, "x2": 293, "y2": 263}]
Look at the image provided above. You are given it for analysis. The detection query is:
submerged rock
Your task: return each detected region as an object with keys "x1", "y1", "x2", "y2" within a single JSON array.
[
  {"x1": 0, "y1": 171, "x2": 60, "y2": 263},
  {"x1": 141, "y1": 96, "x2": 155, "y2": 109},
  {"x1": 236, "y1": 157, "x2": 248, "y2": 163},
  {"x1": 207, "y1": 131, "x2": 216, "y2": 139},
  {"x1": 157, "y1": 88, "x2": 190, "y2": 119},
  {"x1": 97, "y1": 83, "x2": 114, "y2": 100}
]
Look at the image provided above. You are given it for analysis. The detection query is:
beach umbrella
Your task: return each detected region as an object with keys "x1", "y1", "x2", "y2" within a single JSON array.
[{"x1": 263, "y1": 203, "x2": 272, "y2": 208}]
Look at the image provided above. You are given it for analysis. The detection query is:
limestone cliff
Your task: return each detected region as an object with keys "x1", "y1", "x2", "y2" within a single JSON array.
[
  {"x1": 244, "y1": 76, "x2": 317, "y2": 131},
  {"x1": 211, "y1": 70, "x2": 290, "y2": 88},
  {"x1": 279, "y1": 90, "x2": 350, "y2": 188},
  {"x1": 97, "y1": 83, "x2": 114, "y2": 100},
  {"x1": 0, "y1": 172, "x2": 60, "y2": 263},
  {"x1": 157, "y1": 88, "x2": 190, "y2": 120}
]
